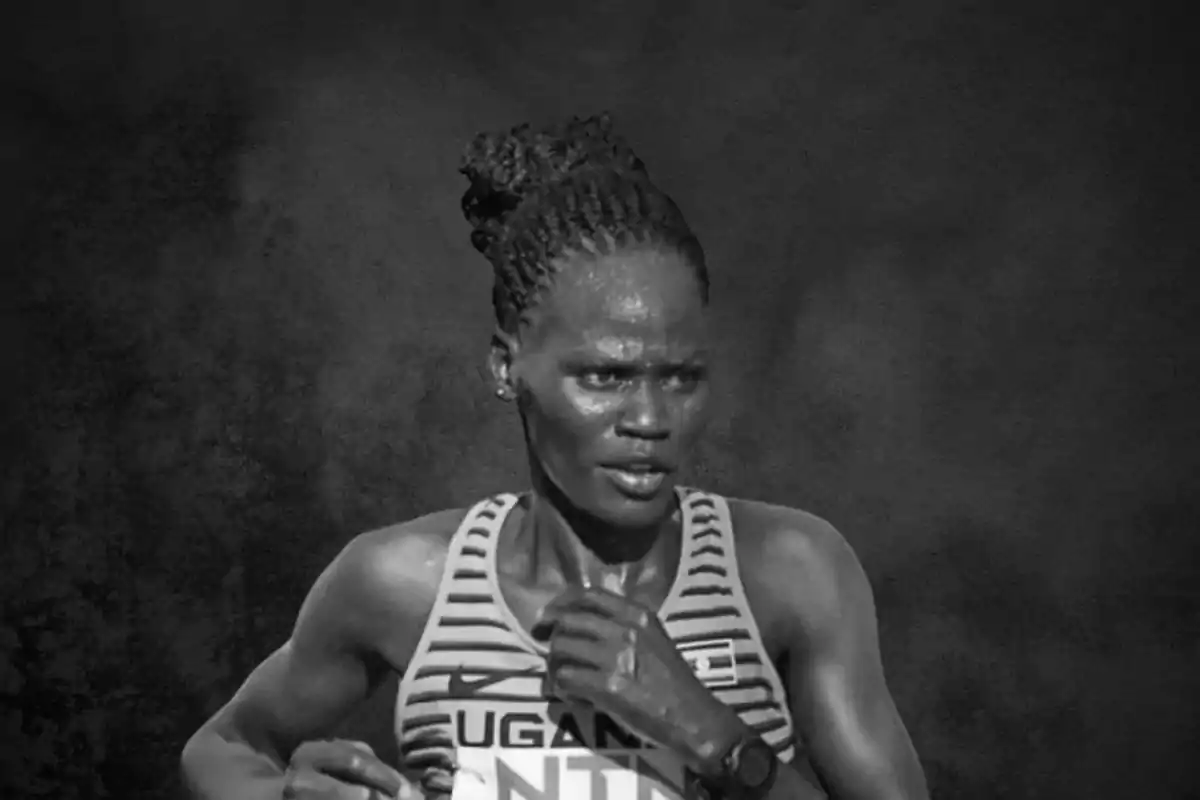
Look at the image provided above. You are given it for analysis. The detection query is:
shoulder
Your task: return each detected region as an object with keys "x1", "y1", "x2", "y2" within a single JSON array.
[
  {"x1": 726, "y1": 496, "x2": 858, "y2": 578},
  {"x1": 299, "y1": 506, "x2": 472, "y2": 661},
  {"x1": 339, "y1": 506, "x2": 471, "y2": 600},
  {"x1": 724, "y1": 495, "x2": 875, "y2": 644}
]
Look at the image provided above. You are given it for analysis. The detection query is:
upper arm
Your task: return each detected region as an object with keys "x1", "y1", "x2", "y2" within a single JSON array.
[
  {"x1": 205, "y1": 557, "x2": 376, "y2": 765},
  {"x1": 199, "y1": 524, "x2": 449, "y2": 765},
  {"x1": 776, "y1": 517, "x2": 927, "y2": 800}
]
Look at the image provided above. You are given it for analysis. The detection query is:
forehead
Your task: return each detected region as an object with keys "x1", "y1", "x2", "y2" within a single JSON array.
[{"x1": 526, "y1": 247, "x2": 707, "y2": 354}]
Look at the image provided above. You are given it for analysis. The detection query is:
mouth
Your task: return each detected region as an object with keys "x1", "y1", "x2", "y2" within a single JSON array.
[{"x1": 600, "y1": 462, "x2": 671, "y2": 499}]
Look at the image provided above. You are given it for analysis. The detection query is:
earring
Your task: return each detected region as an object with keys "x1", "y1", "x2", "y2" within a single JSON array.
[{"x1": 496, "y1": 386, "x2": 512, "y2": 400}]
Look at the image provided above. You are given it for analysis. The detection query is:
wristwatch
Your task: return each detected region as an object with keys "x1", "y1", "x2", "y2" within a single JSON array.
[{"x1": 699, "y1": 732, "x2": 778, "y2": 800}]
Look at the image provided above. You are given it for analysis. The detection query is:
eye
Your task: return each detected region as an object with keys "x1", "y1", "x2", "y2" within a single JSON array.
[
  {"x1": 578, "y1": 368, "x2": 629, "y2": 390},
  {"x1": 662, "y1": 367, "x2": 705, "y2": 392},
  {"x1": 661, "y1": 374, "x2": 687, "y2": 392}
]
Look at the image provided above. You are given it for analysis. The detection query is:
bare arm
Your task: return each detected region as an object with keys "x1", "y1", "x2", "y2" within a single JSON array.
[
  {"x1": 782, "y1": 518, "x2": 928, "y2": 800},
  {"x1": 180, "y1": 529, "x2": 428, "y2": 799},
  {"x1": 681, "y1": 505, "x2": 927, "y2": 799}
]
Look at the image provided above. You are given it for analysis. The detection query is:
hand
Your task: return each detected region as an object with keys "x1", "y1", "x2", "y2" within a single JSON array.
[
  {"x1": 534, "y1": 587, "x2": 744, "y2": 772},
  {"x1": 284, "y1": 739, "x2": 419, "y2": 799}
]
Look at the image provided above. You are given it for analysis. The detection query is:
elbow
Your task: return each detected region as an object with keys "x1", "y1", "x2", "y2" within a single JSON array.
[
  {"x1": 181, "y1": 719, "x2": 246, "y2": 782},
  {"x1": 180, "y1": 725, "x2": 221, "y2": 788},
  {"x1": 180, "y1": 713, "x2": 290, "y2": 798}
]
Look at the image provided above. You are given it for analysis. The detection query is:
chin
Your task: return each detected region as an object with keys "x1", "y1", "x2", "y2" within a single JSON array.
[{"x1": 590, "y1": 483, "x2": 677, "y2": 531}]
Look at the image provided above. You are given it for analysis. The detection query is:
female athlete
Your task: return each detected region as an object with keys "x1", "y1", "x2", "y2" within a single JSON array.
[{"x1": 181, "y1": 113, "x2": 929, "y2": 800}]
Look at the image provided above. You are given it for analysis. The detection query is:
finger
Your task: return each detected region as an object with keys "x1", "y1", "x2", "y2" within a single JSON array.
[
  {"x1": 547, "y1": 627, "x2": 612, "y2": 671},
  {"x1": 340, "y1": 741, "x2": 401, "y2": 798},
  {"x1": 422, "y1": 770, "x2": 457, "y2": 797},
  {"x1": 535, "y1": 592, "x2": 642, "y2": 642},
  {"x1": 546, "y1": 617, "x2": 629, "y2": 698},
  {"x1": 576, "y1": 589, "x2": 652, "y2": 628},
  {"x1": 395, "y1": 778, "x2": 422, "y2": 800},
  {"x1": 321, "y1": 757, "x2": 403, "y2": 798},
  {"x1": 345, "y1": 740, "x2": 376, "y2": 757},
  {"x1": 293, "y1": 740, "x2": 404, "y2": 797},
  {"x1": 542, "y1": 606, "x2": 630, "y2": 649},
  {"x1": 547, "y1": 662, "x2": 607, "y2": 703},
  {"x1": 284, "y1": 769, "x2": 374, "y2": 800},
  {"x1": 533, "y1": 586, "x2": 590, "y2": 636},
  {"x1": 540, "y1": 588, "x2": 650, "y2": 632}
]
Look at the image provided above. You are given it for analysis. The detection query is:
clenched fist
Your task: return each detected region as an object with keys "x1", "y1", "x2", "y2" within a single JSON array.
[{"x1": 284, "y1": 739, "x2": 418, "y2": 799}]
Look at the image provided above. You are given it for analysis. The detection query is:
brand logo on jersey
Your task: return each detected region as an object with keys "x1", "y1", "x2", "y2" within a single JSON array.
[
  {"x1": 677, "y1": 639, "x2": 737, "y2": 687},
  {"x1": 448, "y1": 667, "x2": 543, "y2": 699}
]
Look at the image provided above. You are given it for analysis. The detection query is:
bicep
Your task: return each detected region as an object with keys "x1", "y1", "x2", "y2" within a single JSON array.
[
  {"x1": 786, "y1": 538, "x2": 926, "y2": 799},
  {"x1": 213, "y1": 638, "x2": 374, "y2": 764},
  {"x1": 205, "y1": 558, "x2": 382, "y2": 764},
  {"x1": 791, "y1": 627, "x2": 910, "y2": 796}
]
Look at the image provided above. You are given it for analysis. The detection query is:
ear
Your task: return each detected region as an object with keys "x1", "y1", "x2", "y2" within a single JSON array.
[{"x1": 488, "y1": 327, "x2": 519, "y2": 402}]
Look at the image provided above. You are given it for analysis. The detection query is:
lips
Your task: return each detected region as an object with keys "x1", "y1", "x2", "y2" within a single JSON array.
[
  {"x1": 601, "y1": 456, "x2": 672, "y2": 473},
  {"x1": 600, "y1": 458, "x2": 672, "y2": 499}
]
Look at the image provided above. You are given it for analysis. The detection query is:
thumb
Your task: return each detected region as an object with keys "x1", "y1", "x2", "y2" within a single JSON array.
[
  {"x1": 345, "y1": 740, "x2": 377, "y2": 757},
  {"x1": 367, "y1": 773, "x2": 419, "y2": 800}
]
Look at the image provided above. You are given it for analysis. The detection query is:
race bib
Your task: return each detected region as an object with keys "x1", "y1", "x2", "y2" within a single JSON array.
[{"x1": 452, "y1": 746, "x2": 701, "y2": 800}]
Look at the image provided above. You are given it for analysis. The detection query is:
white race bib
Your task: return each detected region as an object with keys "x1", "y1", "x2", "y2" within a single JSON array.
[{"x1": 452, "y1": 746, "x2": 696, "y2": 800}]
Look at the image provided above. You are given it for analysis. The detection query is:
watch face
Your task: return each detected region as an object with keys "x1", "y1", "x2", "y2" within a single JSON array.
[{"x1": 736, "y1": 739, "x2": 777, "y2": 788}]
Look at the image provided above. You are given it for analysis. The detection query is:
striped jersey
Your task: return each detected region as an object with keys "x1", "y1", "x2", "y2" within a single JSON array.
[{"x1": 394, "y1": 488, "x2": 796, "y2": 799}]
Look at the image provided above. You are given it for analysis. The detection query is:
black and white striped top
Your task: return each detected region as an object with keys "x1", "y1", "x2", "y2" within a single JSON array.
[{"x1": 394, "y1": 488, "x2": 796, "y2": 798}]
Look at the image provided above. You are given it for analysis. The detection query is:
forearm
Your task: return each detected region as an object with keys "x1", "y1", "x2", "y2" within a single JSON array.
[{"x1": 180, "y1": 727, "x2": 288, "y2": 800}]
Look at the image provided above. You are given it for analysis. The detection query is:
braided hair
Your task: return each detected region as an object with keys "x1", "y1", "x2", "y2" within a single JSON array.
[{"x1": 459, "y1": 113, "x2": 709, "y2": 332}]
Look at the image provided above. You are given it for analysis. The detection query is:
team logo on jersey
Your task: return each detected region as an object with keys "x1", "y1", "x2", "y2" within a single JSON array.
[
  {"x1": 453, "y1": 746, "x2": 697, "y2": 800},
  {"x1": 677, "y1": 639, "x2": 738, "y2": 687}
]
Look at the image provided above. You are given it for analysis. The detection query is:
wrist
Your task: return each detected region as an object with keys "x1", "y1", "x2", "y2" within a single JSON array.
[
  {"x1": 687, "y1": 700, "x2": 753, "y2": 777},
  {"x1": 685, "y1": 704, "x2": 781, "y2": 800}
]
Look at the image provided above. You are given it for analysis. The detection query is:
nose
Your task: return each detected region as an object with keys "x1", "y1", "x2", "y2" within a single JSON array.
[{"x1": 616, "y1": 379, "x2": 670, "y2": 440}]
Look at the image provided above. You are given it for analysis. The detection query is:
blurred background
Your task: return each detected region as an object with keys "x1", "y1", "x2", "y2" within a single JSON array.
[{"x1": 2, "y1": 0, "x2": 1196, "y2": 797}]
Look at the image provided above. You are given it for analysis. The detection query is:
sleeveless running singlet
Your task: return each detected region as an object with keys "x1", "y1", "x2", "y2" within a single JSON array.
[{"x1": 394, "y1": 488, "x2": 796, "y2": 799}]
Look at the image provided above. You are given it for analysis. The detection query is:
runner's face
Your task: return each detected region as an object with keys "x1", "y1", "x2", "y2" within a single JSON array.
[{"x1": 511, "y1": 245, "x2": 711, "y2": 529}]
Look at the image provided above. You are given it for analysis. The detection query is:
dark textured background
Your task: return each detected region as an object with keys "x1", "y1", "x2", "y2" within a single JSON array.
[{"x1": 3, "y1": 1, "x2": 1196, "y2": 797}]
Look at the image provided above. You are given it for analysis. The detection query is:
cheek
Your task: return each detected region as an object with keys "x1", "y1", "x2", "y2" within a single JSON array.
[
  {"x1": 561, "y1": 380, "x2": 624, "y2": 420},
  {"x1": 522, "y1": 376, "x2": 619, "y2": 446},
  {"x1": 676, "y1": 387, "x2": 711, "y2": 436}
]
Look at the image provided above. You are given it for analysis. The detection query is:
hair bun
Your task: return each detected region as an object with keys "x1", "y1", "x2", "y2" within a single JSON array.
[{"x1": 459, "y1": 112, "x2": 647, "y2": 253}]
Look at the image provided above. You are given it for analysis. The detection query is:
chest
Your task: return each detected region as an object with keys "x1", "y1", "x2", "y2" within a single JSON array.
[
  {"x1": 495, "y1": 570, "x2": 680, "y2": 640},
  {"x1": 496, "y1": 576, "x2": 790, "y2": 670},
  {"x1": 494, "y1": 515, "x2": 791, "y2": 662}
]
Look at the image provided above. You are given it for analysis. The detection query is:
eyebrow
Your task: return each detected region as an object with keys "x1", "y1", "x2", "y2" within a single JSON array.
[{"x1": 561, "y1": 351, "x2": 708, "y2": 367}]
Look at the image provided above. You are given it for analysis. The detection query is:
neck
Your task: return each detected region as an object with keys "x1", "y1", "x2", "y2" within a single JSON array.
[{"x1": 514, "y1": 465, "x2": 681, "y2": 597}]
